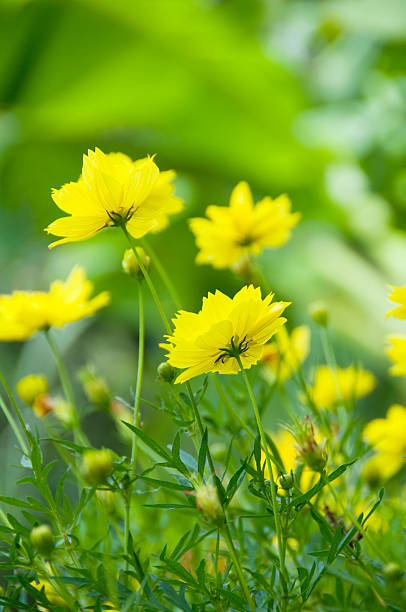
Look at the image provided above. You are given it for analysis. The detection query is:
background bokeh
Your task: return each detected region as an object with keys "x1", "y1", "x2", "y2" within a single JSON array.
[{"x1": 1, "y1": 0, "x2": 406, "y2": 494}]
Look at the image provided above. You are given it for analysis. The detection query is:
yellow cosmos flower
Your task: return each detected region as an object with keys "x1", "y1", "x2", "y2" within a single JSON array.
[
  {"x1": 386, "y1": 335, "x2": 406, "y2": 376},
  {"x1": 160, "y1": 285, "x2": 290, "y2": 384},
  {"x1": 307, "y1": 365, "x2": 376, "y2": 410},
  {"x1": 0, "y1": 266, "x2": 109, "y2": 341},
  {"x1": 189, "y1": 181, "x2": 300, "y2": 270},
  {"x1": 363, "y1": 404, "x2": 406, "y2": 480},
  {"x1": 261, "y1": 325, "x2": 310, "y2": 382},
  {"x1": 45, "y1": 148, "x2": 183, "y2": 248},
  {"x1": 387, "y1": 284, "x2": 406, "y2": 318}
]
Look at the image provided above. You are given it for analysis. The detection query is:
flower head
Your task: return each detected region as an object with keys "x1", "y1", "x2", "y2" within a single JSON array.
[
  {"x1": 363, "y1": 404, "x2": 406, "y2": 480},
  {"x1": 45, "y1": 148, "x2": 183, "y2": 248},
  {"x1": 386, "y1": 335, "x2": 406, "y2": 376},
  {"x1": 160, "y1": 285, "x2": 289, "y2": 384},
  {"x1": 0, "y1": 267, "x2": 109, "y2": 342},
  {"x1": 189, "y1": 181, "x2": 300, "y2": 270},
  {"x1": 261, "y1": 325, "x2": 310, "y2": 382},
  {"x1": 307, "y1": 364, "x2": 376, "y2": 410}
]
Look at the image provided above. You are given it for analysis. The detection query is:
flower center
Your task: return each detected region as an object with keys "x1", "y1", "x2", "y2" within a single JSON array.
[
  {"x1": 106, "y1": 206, "x2": 136, "y2": 227},
  {"x1": 214, "y1": 334, "x2": 250, "y2": 365},
  {"x1": 236, "y1": 234, "x2": 255, "y2": 248}
]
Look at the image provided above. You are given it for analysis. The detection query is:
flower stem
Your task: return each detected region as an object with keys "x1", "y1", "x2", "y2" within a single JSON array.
[
  {"x1": 43, "y1": 329, "x2": 86, "y2": 446},
  {"x1": 235, "y1": 354, "x2": 288, "y2": 583},
  {"x1": 213, "y1": 373, "x2": 255, "y2": 440},
  {"x1": 0, "y1": 390, "x2": 28, "y2": 455},
  {"x1": 222, "y1": 522, "x2": 255, "y2": 611},
  {"x1": 141, "y1": 237, "x2": 182, "y2": 309},
  {"x1": 0, "y1": 368, "x2": 30, "y2": 449},
  {"x1": 122, "y1": 226, "x2": 172, "y2": 334},
  {"x1": 131, "y1": 280, "x2": 144, "y2": 478}
]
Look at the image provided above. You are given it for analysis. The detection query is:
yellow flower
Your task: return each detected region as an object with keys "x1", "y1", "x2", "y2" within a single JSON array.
[
  {"x1": 16, "y1": 374, "x2": 49, "y2": 406},
  {"x1": 161, "y1": 285, "x2": 289, "y2": 384},
  {"x1": 307, "y1": 365, "x2": 376, "y2": 409},
  {"x1": 0, "y1": 266, "x2": 109, "y2": 342},
  {"x1": 31, "y1": 577, "x2": 69, "y2": 609},
  {"x1": 387, "y1": 284, "x2": 406, "y2": 318},
  {"x1": 386, "y1": 335, "x2": 406, "y2": 376},
  {"x1": 189, "y1": 181, "x2": 300, "y2": 270},
  {"x1": 45, "y1": 148, "x2": 183, "y2": 248},
  {"x1": 363, "y1": 404, "x2": 406, "y2": 480},
  {"x1": 261, "y1": 325, "x2": 310, "y2": 382},
  {"x1": 261, "y1": 429, "x2": 317, "y2": 492}
]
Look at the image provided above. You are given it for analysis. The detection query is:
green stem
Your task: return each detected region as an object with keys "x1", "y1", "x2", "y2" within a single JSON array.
[
  {"x1": 235, "y1": 355, "x2": 288, "y2": 583},
  {"x1": 0, "y1": 391, "x2": 28, "y2": 455},
  {"x1": 213, "y1": 373, "x2": 255, "y2": 440},
  {"x1": 131, "y1": 280, "x2": 144, "y2": 478},
  {"x1": 0, "y1": 368, "x2": 30, "y2": 446},
  {"x1": 222, "y1": 523, "x2": 255, "y2": 612},
  {"x1": 122, "y1": 226, "x2": 172, "y2": 334},
  {"x1": 141, "y1": 237, "x2": 182, "y2": 309}
]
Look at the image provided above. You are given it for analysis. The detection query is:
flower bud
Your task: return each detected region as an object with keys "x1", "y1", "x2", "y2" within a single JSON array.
[
  {"x1": 157, "y1": 361, "x2": 177, "y2": 384},
  {"x1": 232, "y1": 254, "x2": 255, "y2": 282},
  {"x1": 53, "y1": 398, "x2": 76, "y2": 428},
  {"x1": 384, "y1": 562, "x2": 403, "y2": 582},
  {"x1": 122, "y1": 247, "x2": 150, "y2": 278},
  {"x1": 278, "y1": 473, "x2": 294, "y2": 490},
  {"x1": 296, "y1": 417, "x2": 327, "y2": 473},
  {"x1": 80, "y1": 368, "x2": 111, "y2": 410},
  {"x1": 309, "y1": 301, "x2": 329, "y2": 327},
  {"x1": 16, "y1": 374, "x2": 49, "y2": 406},
  {"x1": 81, "y1": 449, "x2": 113, "y2": 486},
  {"x1": 195, "y1": 483, "x2": 224, "y2": 526},
  {"x1": 32, "y1": 394, "x2": 54, "y2": 418},
  {"x1": 30, "y1": 525, "x2": 54, "y2": 557},
  {"x1": 210, "y1": 442, "x2": 227, "y2": 462}
]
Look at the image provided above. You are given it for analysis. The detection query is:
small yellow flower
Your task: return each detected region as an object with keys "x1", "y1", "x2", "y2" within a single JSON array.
[
  {"x1": 45, "y1": 149, "x2": 183, "y2": 248},
  {"x1": 387, "y1": 284, "x2": 406, "y2": 318},
  {"x1": 160, "y1": 285, "x2": 290, "y2": 384},
  {"x1": 261, "y1": 325, "x2": 310, "y2": 382},
  {"x1": 0, "y1": 266, "x2": 109, "y2": 342},
  {"x1": 189, "y1": 181, "x2": 300, "y2": 270},
  {"x1": 363, "y1": 404, "x2": 406, "y2": 480},
  {"x1": 31, "y1": 577, "x2": 69, "y2": 609},
  {"x1": 16, "y1": 374, "x2": 49, "y2": 406},
  {"x1": 386, "y1": 335, "x2": 406, "y2": 376},
  {"x1": 307, "y1": 365, "x2": 376, "y2": 409}
]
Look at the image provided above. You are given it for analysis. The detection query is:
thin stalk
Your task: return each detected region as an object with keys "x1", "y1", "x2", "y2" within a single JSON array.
[
  {"x1": 0, "y1": 392, "x2": 28, "y2": 455},
  {"x1": 235, "y1": 354, "x2": 288, "y2": 583},
  {"x1": 222, "y1": 523, "x2": 255, "y2": 612},
  {"x1": 131, "y1": 280, "x2": 144, "y2": 477},
  {"x1": 185, "y1": 381, "x2": 255, "y2": 611},
  {"x1": 122, "y1": 226, "x2": 172, "y2": 334},
  {"x1": 43, "y1": 329, "x2": 86, "y2": 446},
  {"x1": 0, "y1": 368, "x2": 30, "y2": 444},
  {"x1": 213, "y1": 374, "x2": 255, "y2": 440},
  {"x1": 141, "y1": 237, "x2": 182, "y2": 309}
]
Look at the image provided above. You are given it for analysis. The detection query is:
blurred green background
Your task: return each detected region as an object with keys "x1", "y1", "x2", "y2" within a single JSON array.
[{"x1": 1, "y1": 0, "x2": 406, "y2": 493}]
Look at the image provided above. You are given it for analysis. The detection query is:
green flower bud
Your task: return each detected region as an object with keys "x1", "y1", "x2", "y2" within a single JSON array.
[
  {"x1": 16, "y1": 374, "x2": 49, "y2": 406},
  {"x1": 278, "y1": 473, "x2": 294, "y2": 490},
  {"x1": 157, "y1": 362, "x2": 177, "y2": 384},
  {"x1": 122, "y1": 247, "x2": 150, "y2": 278},
  {"x1": 210, "y1": 442, "x2": 227, "y2": 462},
  {"x1": 81, "y1": 449, "x2": 113, "y2": 486},
  {"x1": 309, "y1": 301, "x2": 329, "y2": 327},
  {"x1": 53, "y1": 398, "x2": 76, "y2": 429},
  {"x1": 195, "y1": 483, "x2": 224, "y2": 526},
  {"x1": 30, "y1": 525, "x2": 54, "y2": 557}
]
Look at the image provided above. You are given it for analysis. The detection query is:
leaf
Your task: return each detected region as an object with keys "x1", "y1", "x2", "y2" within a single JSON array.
[
  {"x1": 198, "y1": 428, "x2": 208, "y2": 478},
  {"x1": 122, "y1": 423, "x2": 171, "y2": 462},
  {"x1": 138, "y1": 476, "x2": 193, "y2": 492},
  {"x1": 327, "y1": 525, "x2": 346, "y2": 564}
]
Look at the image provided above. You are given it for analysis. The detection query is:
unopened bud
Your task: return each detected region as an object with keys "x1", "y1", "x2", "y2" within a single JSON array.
[
  {"x1": 81, "y1": 449, "x2": 113, "y2": 486},
  {"x1": 122, "y1": 247, "x2": 150, "y2": 278},
  {"x1": 157, "y1": 362, "x2": 177, "y2": 384},
  {"x1": 232, "y1": 254, "x2": 255, "y2": 282},
  {"x1": 32, "y1": 394, "x2": 54, "y2": 418},
  {"x1": 53, "y1": 398, "x2": 76, "y2": 428},
  {"x1": 309, "y1": 301, "x2": 329, "y2": 327},
  {"x1": 30, "y1": 525, "x2": 54, "y2": 557},
  {"x1": 296, "y1": 417, "x2": 327, "y2": 473},
  {"x1": 195, "y1": 483, "x2": 224, "y2": 526},
  {"x1": 16, "y1": 375, "x2": 49, "y2": 406},
  {"x1": 278, "y1": 473, "x2": 294, "y2": 490},
  {"x1": 84, "y1": 379, "x2": 110, "y2": 410},
  {"x1": 384, "y1": 562, "x2": 403, "y2": 582},
  {"x1": 210, "y1": 442, "x2": 227, "y2": 462}
]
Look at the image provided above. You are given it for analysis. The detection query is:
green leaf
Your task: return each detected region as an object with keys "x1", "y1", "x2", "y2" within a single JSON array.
[
  {"x1": 198, "y1": 428, "x2": 208, "y2": 478},
  {"x1": 138, "y1": 475, "x2": 193, "y2": 492}
]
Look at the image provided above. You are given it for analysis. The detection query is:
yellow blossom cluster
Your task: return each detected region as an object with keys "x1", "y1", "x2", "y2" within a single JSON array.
[
  {"x1": 386, "y1": 283, "x2": 406, "y2": 376},
  {"x1": 261, "y1": 325, "x2": 310, "y2": 383},
  {"x1": 363, "y1": 404, "x2": 406, "y2": 482},
  {"x1": 307, "y1": 364, "x2": 376, "y2": 410},
  {"x1": 0, "y1": 267, "x2": 109, "y2": 342}
]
